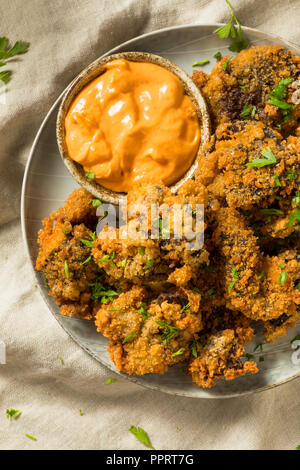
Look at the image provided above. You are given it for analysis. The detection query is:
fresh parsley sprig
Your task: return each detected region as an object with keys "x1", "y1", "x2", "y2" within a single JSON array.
[
  {"x1": 213, "y1": 0, "x2": 249, "y2": 53},
  {"x1": 0, "y1": 37, "x2": 30, "y2": 84},
  {"x1": 129, "y1": 426, "x2": 155, "y2": 450}
]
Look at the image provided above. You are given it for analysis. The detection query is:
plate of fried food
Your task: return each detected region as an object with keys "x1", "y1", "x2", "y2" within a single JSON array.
[{"x1": 21, "y1": 17, "x2": 300, "y2": 398}]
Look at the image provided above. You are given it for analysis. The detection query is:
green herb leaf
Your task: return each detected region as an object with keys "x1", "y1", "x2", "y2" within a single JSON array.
[
  {"x1": 64, "y1": 260, "x2": 69, "y2": 279},
  {"x1": 6, "y1": 409, "x2": 21, "y2": 420},
  {"x1": 122, "y1": 332, "x2": 137, "y2": 344},
  {"x1": 273, "y1": 173, "x2": 281, "y2": 187},
  {"x1": 139, "y1": 246, "x2": 145, "y2": 256},
  {"x1": 247, "y1": 147, "x2": 277, "y2": 168},
  {"x1": 58, "y1": 356, "x2": 64, "y2": 365},
  {"x1": 129, "y1": 426, "x2": 155, "y2": 450},
  {"x1": 171, "y1": 348, "x2": 184, "y2": 358},
  {"x1": 222, "y1": 56, "x2": 233, "y2": 71},
  {"x1": 191, "y1": 340, "x2": 198, "y2": 358},
  {"x1": 192, "y1": 60, "x2": 210, "y2": 67},
  {"x1": 260, "y1": 208, "x2": 284, "y2": 216},
  {"x1": 79, "y1": 238, "x2": 94, "y2": 248},
  {"x1": 92, "y1": 199, "x2": 102, "y2": 207},
  {"x1": 25, "y1": 434, "x2": 37, "y2": 441},
  {"x1": 81, "y1": 256, "x2": 91, "y2": 265},
  {"x1": 85, "y1": 171, "x2": 95, "y2": 179},
  {"x1": 292, "y1": 191, "x2": 300, "y2": 207},
  {"x1": 213, "y1": 51, "x2": 223, "y2": 61},
  {"x1": 145, "y1": 259, "x2": 154, "y2": 269},
  {"x1": 240, "y1": 103, "x2": 252, "y2": 119},
  {"x1": 79, "y1": 409, "x2": 83, "y2": 416},
  {"x1": 277, "y1": 272, "x2": 288, "y2": 285},
  {"x1": 156, "y1": 321, "x2": 180, "y2": 345},
  {"x1": 105, "y1": 377, "x2": 118, "y2": 385},
  {"x1": 287, "y1": 169, "x2": 295, "y2": 181}
]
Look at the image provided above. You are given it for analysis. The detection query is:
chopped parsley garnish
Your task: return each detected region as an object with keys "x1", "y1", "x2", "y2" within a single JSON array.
[
  {"x1": 180, "y1": 302, "x2": 190, "y2": 313},
  {"x1": 121, "y1": 258, "x2": 127, "y2": 267},
  {"x1": 191, "y1": 340, "x2": 198, "y2": 358},
  {"x1": 79, "y1": 409, "x2": 83, "y2": 416},
  {"x1": 251, "y1": 105, "x2": 257, "y2": 117},
  {"x1": 85, "y1": 171, "x2": 95, "y2": 179},
  {"x1": 247, "y1": 147, "x2": 277, "y2": 168},
  {"x1": 122, "y1": 332, "x2": 137, "y2": 344},
  {"x1": 295, "y1": 283, "x2": 300, "y2": 291},
  {"x1": 89, "y1": 275, "x2": 118, "y2": 304},
  {"x1": 240, "y1": 103, "x2": 252, "y2": 119},
  {"x1": 240, "y1": 84, "x2": 248, "y2": 91},
  {"x1": 222, "y1": 56, "x2": 233, "y2": 71},
  {"x1": 98, "y1": 252, "x2": 115, "y2": 266},
  {"x1": 213, "y1": 0, "x2": 249, "y2": 52},
  {"x1": 0, "y1": 37, "x2": 30, "y2": 84},
  {"x1": 277, "y1": 271, "x2": 288, "y2": 285},
  {"x1": 105, "y1": 377, "x2": 118, "y2": 385},
  {"x1": 213, "y1": 51, "x2": 223, "y2": 61},
  {"x1": 286, "y1": 208, "x2": 300, "y2": 227},
  {"x1": 108, "y1": 308, "x2": 121, "y2": 312},
  {"x1": 64, "y1": 260, "x2": 69, "y2": 279},
  {"x1": 192, "y1": 60, "x2": 210, "y2": 66},
  {"x1": 171, "y1": 348, "x2": 184, "y2": 357},
  {"x1": 25, "y1": 434, "x2": 37, "y2": 441},
  {"x1": 260, "y1": 208, "x2": 284, "y2": 216},
  {"x1": 89, "y1": 231, "x2": 96, "y2": 241},
  {"x1": 287, "y1": 169, "x2": 295, "y2": 181},
  {"x1": 129, "y1": 426, "x2": 155, "y2": 450},
  {"x1": 92, "y1": 199, "x2": 102, "y2": 207},
  {"x1": 267, "y1": 77, "x2": 295, "y2": 124},
  {"x1": 138, "y1": 303, "x2": 150, "y2": 322},
  {"x1": 292, "y1": 191, "x2": 300, "y2": 207},
  {"x1": 279, "y1": 263, "x2": 285, "y2": 269},
  {"x1": 258, "y1": 270, "x2": 266, "y2": 280},
  {"x1": 273, "y1": 173, "x2": 281, "y2": 187},
  {"x1": 79, "y1": 238, "x2": 94, "y2": 248},
  {"x1": 81, "y1": 256, "x2": 91, "y2": 265},
  {"x1": 58, "y1": 356, "x2": 64, "y2": 365},
  {"x1": 145, "y1": 259, "x2": 154, "y2": 269},
  {"x1": 6, "y1": 409, "x2": 21, "y2": 420},
  {"x1": 156, "y1": 321, "x2": 180, "y2": 345},
  {"x1": 139, "y1": 246, "x2": 145, "y2": 256},
  {"x1": 228, "y1": 267, "x2": 240, "y2": 293}
]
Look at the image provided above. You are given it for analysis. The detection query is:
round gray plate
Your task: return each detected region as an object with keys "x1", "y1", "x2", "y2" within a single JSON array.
[{"x1": 21, "y1": 24, "x2": 300, "y2": 398}]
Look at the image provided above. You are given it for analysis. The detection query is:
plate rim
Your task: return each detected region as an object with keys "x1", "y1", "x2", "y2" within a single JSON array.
[{"x1": 21, "y1": 22, "x2": 300, "y2": 399}]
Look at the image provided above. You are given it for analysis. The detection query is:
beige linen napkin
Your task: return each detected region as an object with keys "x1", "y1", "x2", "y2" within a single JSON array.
[{"x1": 0, "y1": 0, "x2": 299, "y2": 450}]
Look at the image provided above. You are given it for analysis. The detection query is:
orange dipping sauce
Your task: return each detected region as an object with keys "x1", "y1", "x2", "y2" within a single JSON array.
[{"x1": 65, "y1": 59, "x2": 201, "y2": 192}]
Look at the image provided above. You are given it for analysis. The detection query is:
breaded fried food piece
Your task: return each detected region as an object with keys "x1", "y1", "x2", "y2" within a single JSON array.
[
  {"x1": 262, "y1": 250, "x2": 300, "y2": 342},
  {"x1": 212, "y1": 208, "x2": 300, "y2": 323},
  {"x1": 195, "y1": 121, "x2": 300, "y2": 210},
  {"x1": 193, "y1": 45, "x2": 300, "y2": 133},
  {"x1": 37, "y1": 222, "x2": 99, "y2": 319},
  {"x1": 95, "y1": 286, "x2": 202, "y2": 375},
  {"x1": 36, "y1": 189, "x2": 102, "y2": 319},
  {"x1": 92, "y1": 182, "x2": 209, "y2": 287},
  {"x1": 187, "y1": 327, "x2": 258, "y2": 388}
]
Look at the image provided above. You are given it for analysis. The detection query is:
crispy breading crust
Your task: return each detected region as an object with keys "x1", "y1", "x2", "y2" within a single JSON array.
[{"x1": 193, "y1": 45, "x2": 300, "y2": 133}]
